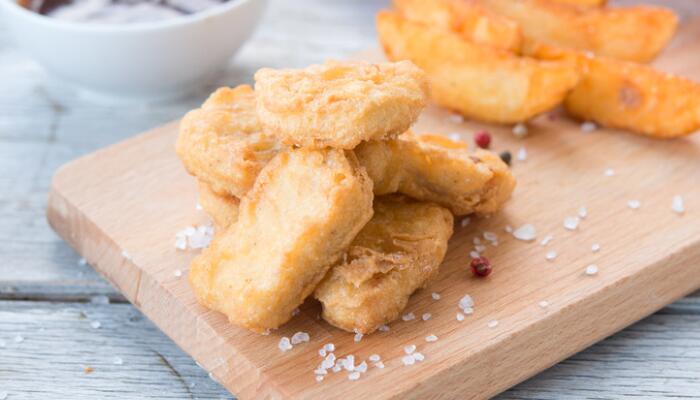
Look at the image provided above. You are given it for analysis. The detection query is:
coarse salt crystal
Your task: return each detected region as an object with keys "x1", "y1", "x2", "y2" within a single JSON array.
[
  {"x1": 470, "y1": 250, "x2": 480, "y2": 259},
  {"x1": 425, "y1": 334, "x2": 438, "y2": 342},
  {"x1": 585, "y1": 264, "x2": 599, "y2": 276},
  {"x1": 195, "y1": 202, "x2": 203, "y2": 211},
  {"x1": 463, "y1": 307, "x2": 474, "y2": 315},
  {"x1": 517, "y1": 147, "x2": 527, "y2": 161},
  {"x1": 672, "y1": 195, "x2": 685, "y2": 214},
  {"x1": 564, "y1": 216, "x2": 580, "y2": 231},
  {"x1": 173, "y1": 269, "x2": 182, "y2": 278},
  {"x1": 356, "y1": 361, "x2": 368, "y2": 373},
  {"x1": 461, "y1": 217, "x2": 471, "y2": 227},
  {"x1": 604, "y1": 168, "x2": 615, "y2": 177},
  {"x1": 344, "y1": 355, "x2": 355, "y2": 371},
  {"x1": 487, "y1": 320, "x2": 499, "y2": 328},
  {"x1": 422, "y1": 313, "x2": 432, "y2": 321},
  {"x1": 113, "y1": 356, "x2": 123, "y2": 365},
  {"x1": 591, "y1": 243, "x2": 601, "y2": 253},
  {"x1": 431, "y1": 292, "x2": 441, "y2": 300},
  {"x1": 540, "y1": 235, "x2": 553, "y2": 246},
  {"x1": 375, "y1": 361, "x2": 385, "y2": 369},
  {"x1": 412, "y1": 352, "x2": 425, "y2": 362},
  {"x1": 354, "y1": 332, "x2": 363, "y2": 342},
  {"x1": 332, "y1": 364, "x2": 342, "y2": 373},
  {"x1": 456, "y1": 313, "x2": 465, "y2": 321},
  {"x1": 90, "y1": 321, "x2": 101, "y2": 329},
  {"x1": 78, "y1": 257, "x2": 87, "y2": 266},
  {"x1": 504, "y1": 225, "x2": 513, "y2": 233},
  {"x1": 291, "y1": 331, "x2": 310, "y2": 345},
  {"x1": 13, "y1": 335, "x2": 24, "y2": 343},
  {"x1": 278, "y1": 337, "x2": 293, "y2": 352},
  {"x1": 578, "y1": 206, "x2": 588, "y2": 219},
  {"x1": 580, "y1": 121, "x2": 597, "y2": 132},
  {"x1": 512, "y1": 123, "x2": 528, "y2": 138},
  {"x1": 319, "y1": 348, "x2": 327, "y2": 357},
  {"x1": 348, "y1": 372, "x2": 361, "y2": 381},
  {"x1": 324, "y1": 343, "x2": 335, "y2": 352},
  {"x1": 378, "y1": 324, "x2": 390, "y2": 332},
  {"x1": 538, "y1": 300, "x2": 549, "y2": 308},
  {"x1": 474, "y1": 245, "x2": 486, "y2": 253},
  {"x1": 369, "y1": 354, "x2": 381, "y2": 362},
  {"x1": 315, "y1": 375, "x2": 324, "y2": 382},
  {"x1": 513, "y1": 224, "x2": 536, "y2": 241},
  {"x1": 121, "y1": 250, "x2": 132, "y2": 260},
  {"x1": 448, "y1": 133, "x2": 461, "y2": 142},
  {"x1": 404, "y1": 344, "x2": 416, "y2": 354},
  {"x1": 545, "y1": 250, "x2": 557, "y2": 261},
  {"x1": 402, "y1": 355, "x2": 416, "y2": 366},
  {"x1": 402, "y1": 312, "x2": 415, "y2": 321},
  {"x1": 483, "y1": 231, "x2": 498, "y2": 242},
  {"x1": 0, "y1": 392, "x2": 7, "y2": 400},
  {"x1": 448, "y1": 113, "x2": 464, "y2": 124},
  {"x1": 627, "y1": 200, "x2": 641, "y2": 210},
  {"x1": 459, "y1": 294, "x2": 474, "y2": 310}
]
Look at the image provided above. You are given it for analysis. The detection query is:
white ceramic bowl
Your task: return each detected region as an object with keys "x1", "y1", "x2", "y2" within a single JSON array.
[{"x1": 0, "y1": 0, "x2": 267, "y2": 99}]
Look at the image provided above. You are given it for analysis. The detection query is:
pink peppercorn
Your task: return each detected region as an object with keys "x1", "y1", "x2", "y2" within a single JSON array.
[
  {"x1": 474, "y1": 131, "x2": 491, "y2": 149},
  {"x1": 470, "y1": 256, "x2": 492, "y2": 277}
]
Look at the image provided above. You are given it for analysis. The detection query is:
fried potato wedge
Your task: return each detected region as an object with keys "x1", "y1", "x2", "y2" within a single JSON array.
[
  {"x1": 481, "y1": 0, "x2": 677, "y2": 63},
  {"x1": 377, "y1": 10, "x2": 579, "y2": 123},
  {"x1": 356, "y1": 132, "x2": 515, "y2": 215},
  {"x1": 176, "y1": 85, "x2": 280, "y2": 198},
  {"x1": 393, "y1": 0, "x2": 522, "y2": 52},
  {"x1": 315, "y1": 195, "x2": 453, "y2": 334},
  {"x1": 197, "y1": 181, "x2": 239, "y2": 231},
  {"x1": 254, "y1": 60, "x2": 428, "y2": 149},
  {"x1": 189, "y1": 149, "x2": 374, "y2": 333}
]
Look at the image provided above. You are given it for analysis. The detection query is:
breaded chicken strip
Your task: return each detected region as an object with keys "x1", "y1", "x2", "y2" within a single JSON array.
[
  {"x1": 189, "y1": 148, "x2": 374, "y2": 333},
  {"x1": 315, "y1": 195, "x2": 453, "y2": 334},
  {"x1": 197, "y1": 181, "x2": 239, "y2": 231},
  {"x1": 176, "y1": 85, "x2": 280, "y2": 198},
  {"x1": 254, "y1": 60, "x2": 429, "y2": 149},
  {"x1": 355, "y1": 133, "x2": 515, "y2": 216}
]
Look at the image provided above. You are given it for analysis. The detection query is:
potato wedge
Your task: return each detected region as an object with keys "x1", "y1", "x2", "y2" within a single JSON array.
[
  {"x1": 481, "y1": 0, "x2": 677, "y2": 63},
  {"x1": 393, "y1": 0, "x2": 522, "y2": 52},
  {"x1": 376, "y1": 10, "x2": 579, "y2": 124}
]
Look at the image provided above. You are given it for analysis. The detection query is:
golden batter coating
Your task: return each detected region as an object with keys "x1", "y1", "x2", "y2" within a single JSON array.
[
  {"x1": 314, "y1": 195, "x2": 453, "y2": 334},
  {"x1": 197, "y1": 181, "x2": 239, "y2": 231},
  {"x1": 254, "y1": 60, "x2": 429, "y2": 149},
  {"x1": 189, "y1": 148, "x2": 374, "y2": 333},
  {"x1": 355, "y1": 132, "x2": 516, "y2": 216},
  {"x1": 176, "y1": 85, "x2": 280, "y2": 198}
]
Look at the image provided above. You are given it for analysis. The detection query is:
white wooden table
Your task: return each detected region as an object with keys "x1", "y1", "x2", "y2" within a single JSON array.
[{"x1": 1, "y1": 0, "x2": 699, "y2": 398}]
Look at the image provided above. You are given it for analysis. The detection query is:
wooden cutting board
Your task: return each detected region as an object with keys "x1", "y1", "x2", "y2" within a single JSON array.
[{"x1": 47, "y1": 19, "x2": 700, "y2": 400}]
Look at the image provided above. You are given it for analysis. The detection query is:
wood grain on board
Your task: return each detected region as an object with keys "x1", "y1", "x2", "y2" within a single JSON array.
[{"x1": 46, "y1": 17, "x2": 700, "y2": 400}]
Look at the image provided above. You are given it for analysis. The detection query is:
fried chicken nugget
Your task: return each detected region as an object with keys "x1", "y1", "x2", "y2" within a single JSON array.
[
  {"x1": 176, "y1": 85, "x2": 280, "y2": 198},
  {"x1": 197, "y1": 181, "x2": 239, "y2": 230},
  {"x1": 355, "y1": 133, "x2": 515, "y2": 216},
  {"x1": 254, "y1": 60, "x2": 429, "y2": 149},
  {"x1": 189, "y1": 148, "x2": 374, "y2": 333},
  {"x1": 314, "y1": 195, "x2": 454, "y2": 334}
]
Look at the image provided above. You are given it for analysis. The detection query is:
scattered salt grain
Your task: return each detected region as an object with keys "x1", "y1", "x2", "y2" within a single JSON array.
[
  {"x1": 195, "y1": 202, "x2": 203, "y2": 211},
  {"x1": 378, "y1": 324, "x2": 390, "y2": 332},
  {"x1": 627, "y1": 200, "x2": 641, "y2": 210},
  {"x1": 354, "y1": 332, "x2": 363, "y2": 342},
  {"x1": 315, "y1": 375, "x2": 324, "y2": 382},
  {"x1": 456, "y1": 313, "x2": 465, "y2": 321},
  {"x1": 412, "y1": 352, "x2": 425, "y2": 362},
  {"x1": 344, "y1": 355, "x2": 355, "y2": 371},
  {"x1": 402, "y1": 355, "x2": 416, "y2": 366},
  {"x1": 448, "y1": 113, "x2": 464, "y2": 124},
  {"x1": 604, "y1": 168, "x2": 615, "y2": 177},
  {"x1": 516, "y1": 147, "x2": 527, "y2": 161},
  {"x1": 563, "y1": 216, "x2": 580, "y2": 231},
  {"x1": 473, "y1": 237, "x2": 481, "y2": 245},
  {"x1": 404, "y1": 344, "x2": 416, "y2": 354},
  {"x1": 461, "y1": 217, "x2": 471, "y2": 227},
  {"x1": 475, "y1": 244, "x2": 486, "y2": 253},
  {"x1": 585, "y1": 264, "x2": 599, "y2": 276},
  {"x1": 278, "y1": 337, "x2": 293, "y2": 352},
  {"x1": 112, "y1": 356, "x2": 123, "y2": 365},
  {"x1": 483, "y1": 231, "x2": 498, "y2": 242},
  {"x1": 540, "y1": 235, "x2": 553, "y2": 246},
  {"x1": 431, "y1": 292, "x2": 441, "y2": 300},
  {"x1": 402, "y1": 312, "x2": 415, "y2": 321},
  {"x1": 324, "y1": 343, "x2": 335, "y2": 352},
  {"x1": 459, "y1": 294, "x2": 474, "y2": 310},
  {"x1": 90, "y1": 321, "x2": 101, "y2": 329},
  {"x1": 504, "y1": 225, "x2": 513, "y2": 233},
  {"x1": 321, "y1": 354, "x2": 335, "y2": 370},
  {"x1": 174, "y1": 224, "x2": 214, "y2": 250},
  {"x1": 13, "y1": 335, "x2": 23, "y2": 343},
  {"x1": 0, "y1": 391, "x2": 7, "y2": 400},
  {"x1": 487, "y1": 320, "x2": 499, "y2": 328},
  {"x1": 174, "y1": 269, "x2": 182, "y2": 278},
  {"x1": 580, "y1": 121, "x2": 597, "y2": 132},
  {"x1": 512, "y1": 123, "x2": 528, "y2": 138},
  {"x1": 78, "y1": 257, "x2": 87, "y2": 266},
  {"x1": 578, "y1": 206, "x2": 588, "y2": 219},
  {"x1": 672, "y1": 195, "x2": 685, "y2": 214},
  {"x1": 121, "y1": 250, "x2": 132, "y2": 261},
  {"x1": 375, "y1": 361, "x2": 385, "y2": 369},
  {"x1": 291, "y1": 331, "x2": 310, "y2": 345},
  {"x1": 425, "y1": 334, "x2": 438, "y2": 343},
  {"x1": 318, "y1": 348, "x2": 326, "y2": 357},
  {"x1": 538, "y1": 301, "x2": 549, "y2": 309},
  {"x1": 591, "y1": 243, "x2": 601, "y2": 253},
  {"x1": 513, "y1": 224, "x2": 537, "y2": 241},
  {"x1": 422, "y1": 313, "x2": 432, "y2": 321},
  {"x1": 470, "y1": 250, "x2": 480, "y2": 259},
  {"x1": 545, "y1": 250, "x2": 557, "y2": 261},
  {"x1": 448, "y1": 133, "x2": 461, "y2": 142},
  {"x1": 356, "y1": 361, "x2": 368, "y2": 373},
  {"x1": 332, "y1": 364, "x2": 342, "y2": 373},
  {"x1": 369, "y1": 354, "x2": 381, "y2": 362},
  {"x1": 348, "y1": 372, "x2": 361, "y2": 381}
]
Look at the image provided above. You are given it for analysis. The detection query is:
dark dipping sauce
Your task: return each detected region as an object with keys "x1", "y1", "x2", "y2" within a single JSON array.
[{"x1": 18, "y1": 0, "x2": 231, "y2": 23}]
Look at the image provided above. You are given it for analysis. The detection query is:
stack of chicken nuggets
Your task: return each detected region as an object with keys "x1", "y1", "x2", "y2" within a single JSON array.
[{"x1": 176, "y1": 60, "x2": 516, "y2": 334}]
